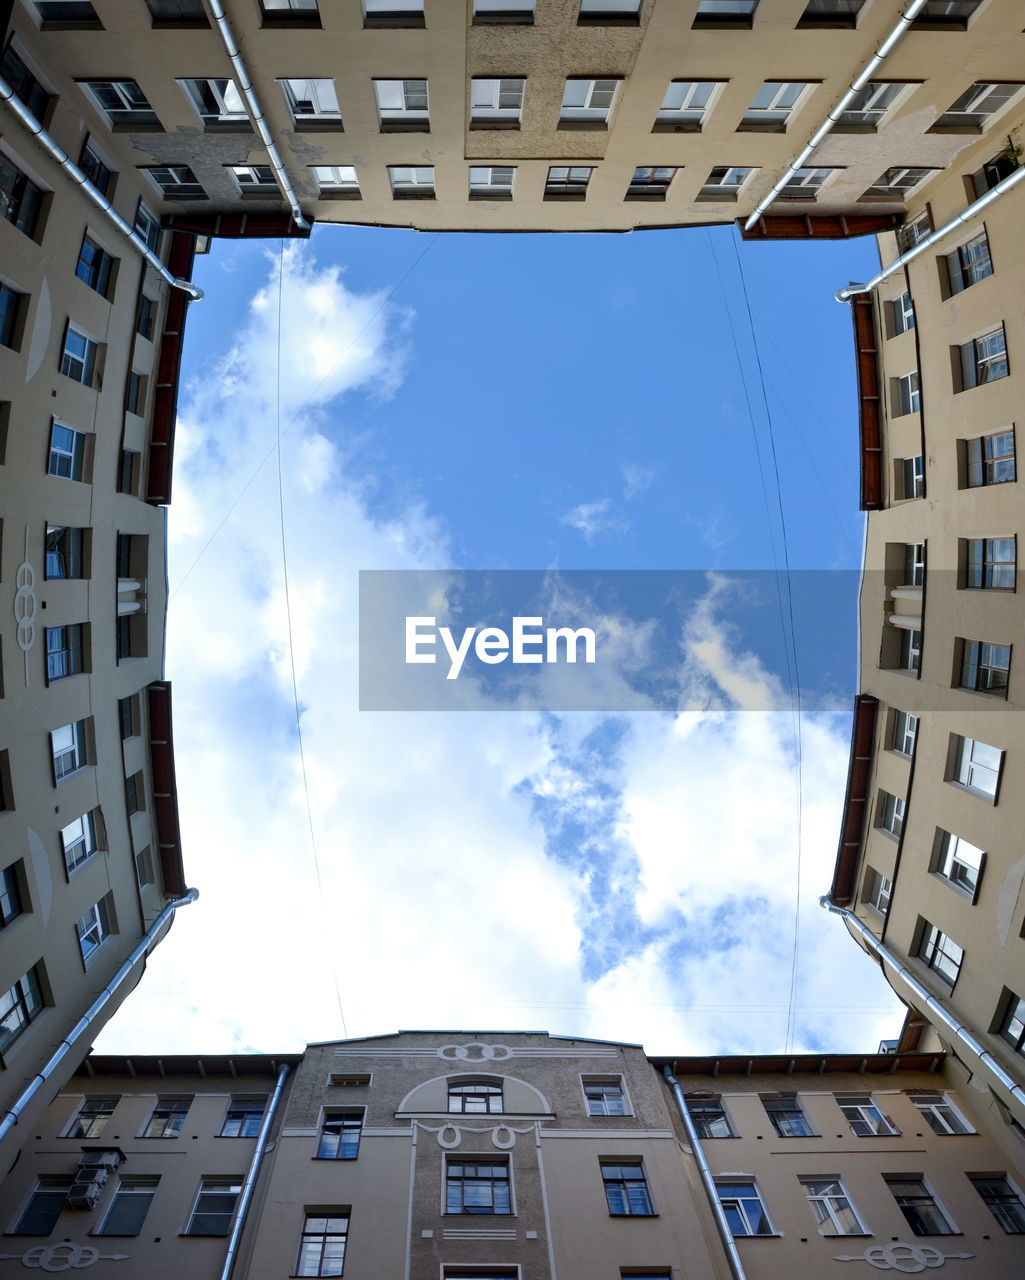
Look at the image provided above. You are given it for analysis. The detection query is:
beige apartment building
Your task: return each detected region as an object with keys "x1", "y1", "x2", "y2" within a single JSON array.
[
  {"x1": 828, "y1": 91, "x2": 1025, "y2": 1136},
  {"x1": 1, "y1": 1033, "x2": 1024, "y2": 1278}
]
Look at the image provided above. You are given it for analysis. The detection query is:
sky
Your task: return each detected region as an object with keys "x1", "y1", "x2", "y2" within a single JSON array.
[{"x1": 94, "y1": 222, "x2": 906, "y2": 1060}]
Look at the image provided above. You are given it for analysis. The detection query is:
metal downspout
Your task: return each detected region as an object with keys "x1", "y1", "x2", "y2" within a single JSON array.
[
  {"x1": 661, "y1": 1064, "x2": 747, "y2": 1280},
  {"x1": 201, "y1": 0, "x2": 311, "y2": 232},
  {"x1": 836, "y1": 164, "x2": 1025, "y2": 300},
  {"x1": 0, "y1": 888, "x2": 199, "y2": 1151},
  {"x1": 820, "y1": 896, "x2": 1025, "y2": 1123},
  {"x1": 744, "y1": 0, "x2": 930, "y2": 233},
  {"x1": 219, "y1": 1063, "x2": 290, "y2": 1280},
  {"x1": 0, "y1": 79, "x2": 202, "y2": 300}
]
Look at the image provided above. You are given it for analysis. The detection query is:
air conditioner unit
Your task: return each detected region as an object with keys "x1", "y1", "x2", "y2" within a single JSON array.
[
  {"x1": 66, "y1": 1148, "x2": 123, "y2": 1210},
  {"x1": 67, "y1": 1178, "x2": 104, "y2": 1211}
]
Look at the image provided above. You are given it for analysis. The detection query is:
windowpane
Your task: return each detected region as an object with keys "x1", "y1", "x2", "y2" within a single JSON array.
[
  {"x1": 802, "y1": 1178, "x2": 863, "y2": 1234},
  {"x1": 97, "y1": 1179, "x2": 158, "y2": 1236},
  {"x1": 717, "y1": 1180, "x2": 772, "y2": 1236},
  {"x1": 0, "y1": 155, "x2": 44, "y2": 238},
  {"x1": 0, "y1": 966, "x2": 45, "y2": 1053},
  {"x1": 220, "y1": 1098, "x2": 267, "y2": 1137},
  {"x1": 297, "y1": 1212, "x2": 348, "y2": 1276},
  {"x1": 584, "y1": 1079, "x2": 626, "y2": 1115},
  {"x1": 602, "y1": 1162, "x2": 653, "y2": 1215},
  {"x1": 13, "y1": 1179, "x2": 73, "y2": 1235},
  {"x1": 911, "y1": 1093, "x2": 972, "y2": 1136},
  {"x1": 144, "y1": 1097, "x2": 191, "y2": 1137},
  {"x1": 837, "y1": 1094, "x2": 898, "y2": 1137},
  {"x1": 317, "y1": 1111, "x2": 362, "y2": 1158},
  {"x1": 763, "y1": 1097, "x2": 813, "y2": 1136},
  {"x1": 887, "y1": 1178, "x2": 955, "y2": 1235},
  {"x1": 971, "y1": 1177, "x2": 1025, "y2": 1234},
  {"x1": 65, "y1": 1097, "x2": 117, "y2": 1138},
  {"x1": 447, "y1": 1160, "x2": 511, "y2": 1214},
  {"x1": 186, "y1": 1181, "x2": 243, "y2": 1236},
  {"x1": 687, "y1": 1098, "x2": 732, "y2": 1137}
]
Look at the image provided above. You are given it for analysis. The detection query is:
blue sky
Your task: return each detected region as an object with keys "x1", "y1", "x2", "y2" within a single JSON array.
[{"x1": 96, "y1": 223, "x2": 904, "y2": 1058}]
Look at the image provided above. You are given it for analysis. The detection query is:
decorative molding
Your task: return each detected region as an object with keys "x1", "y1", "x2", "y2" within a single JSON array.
[
  {"x1": 335, "y1": 1041, "x2": 620, "y2": 1061},
  {"x1": 418, "y1": 1120, "x2": 535, "y2": 1150},
  {"x1": 0, "y1": 1243, "x2": 131, "y2": 1269},
  {"x1": 442, "y1": 1228, "x2": 517, "y2": 1241},
  {"x1": 834, "y1": 1242, "x2": 976, "y2": 1272},
  {"x1": 14, "y1": 527, "x2": 37, "y2": 686}
]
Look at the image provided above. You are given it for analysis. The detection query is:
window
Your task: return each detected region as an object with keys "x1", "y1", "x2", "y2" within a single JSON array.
[
  {"x1": 364, "y1": 0, "x2": 425, "y2": 24},
  {"x1": 837, "y1": 1095, "x2": 898, "y2": 1137},
  {"x1": 943, "y1": 233, "x2": 993, "y2": 294},
  {"x1": 899, "y1": 628, "x2": 921, "y2": 673},
  {"x1": 910, "y1": 1093, "x2": 973, "y2": 1136},
  {"x1": 897, "y1": 208, "x2": 932, "y2": 252},
  {"x1": 799, "y1": 0, "x2": 865, "y2": 25},
  {"x1": 228, "y1": 165, "x2": 276, "y2": 195},
  {"x1": 468, "y1": 166, "x2": 515, "y2": 198},
  {"x1": 915, "y1": 0, "x2": 980, "y2": 23},
  {"x1": 145, "y1": 165, "x2": 205, "y2": 199},
  {"x1": 137, "y1": 295, "x2": 156, "y2": 341},
  {"x1": 311, "y1": 166, "x2": 359, "y2": 197},
  {"x1": 545, "y1": 166, "x2": 593, "y2": 198},
  {"x1": 693, "y1": 0, "x2": 758, "y2": 23},
  {"x1": 45, "y1": 525, "x2": 85, "y2": 578},
  {"x1": 143, "y1": 1097, "x2": 190, "y2": 1137},
  {"x1": 894, "y1": 372, "x2": 920, "y2": 416},
  {"x1": 0, "y1": 965, "x2": 44, "y2": 1053},
  {"x1": 317, "y1": 1111, "x2": 362, "y2": 1158},
  {"x1": 0, "y1": 283, "x2": 25, "y2": 350},
  {"x1": 971, "y1": 147, "x2": 1018, "y2": 198},
  {"x1": 51, "y1": 719, "x2": 89, "y2": 780},
  {"x1": 964, "y1": 537, "x2": 1015, "y2": 590},
  {"x1": 971, "y1": 1176, "x2": 1025, "y2": 1234},
  {"x1": 388, "y1": 166, "x2": 435, "y2": 198},
  {"x1": 627, "y1": 166, "x2": 677, "y2": 197},
  {"x1": 179, "y1": 78, "x2": 247, "y2": 127},
  {"x1": 999, "y1": 991, "x2": 1025, "y2": 1055},
  {"x1": 146, "y1": 0, "x2": 209, "y2": 20},
  {"x1": 862, "y1": 167, "x2": 935, "y2": 201},
  {"x1": 125, "y1": 771, "x2": 144, "y2": 815},
  {"x1": 716, "y1": 1180, "x2": 772, "y2": 1236},
  {"x1": 281, "y1": 78, "x2": 340, "y2": 126},
  {"x1": 886, "y1": 1178, "x2": 955, "y2": 1235},
  {"x1": 779, "y1": 167, "x2": 834, "y2": 199},
  {"x1": 763, "y1": 1096, "x2": 814, "y2": 1137},
  {"x1": 560, "y1": 78, "x2": 619, "y2": 125},
  {"x1": 79, "y1": 80, "x2": 160, "y2": 129},
  {"x1": 47, "y1": 424, "x2": 88, "y2": 481},
  {"x1": 374, "y1": 79, "x2": 429, "y2": 129},
  {"x1": 65, "y1": 1096, "x2": 117, "y2": 1138},
  {"x1": 0, "y1": 154, "x2": 45, "y2": 239},
  {"x1": 470, "y1": 78, "x2": 525, "y2": 126},
  {"x1": 838, "y1": 83, "x2": 906, "y2": 129},
  {"x1": 296, "y1": 1212, "x2": 348, "y2": 1276},
  {"x1": 446, "y1": 1159, "x2": 511, "y2": 1214},
  {"x1": 126, "y1": 371, "x2": 146, "y2": 416},
  {"x1": 904, "y1": 542, "x2": 924, "y2": 587},
  {"x1": 32, "y1": 0, "x2": 100, "y2": 19},
  {"x1": 97, "y1": 1178, "x2": 158, "y2": 1236},
  {"x1": 742, "y1": 82, "x2": 811, "y2": 130},
  {"x1": 601, "y1": 1161, "x2": 653, "y2": 1215},
  {"x1": 186, "y1": 1180, "x2": 243, "y2": 1236},
  {"x1": 965, "y1": 430, "x2": 1015, "y2": 487},
  {"x1": 957, "y1": 328, "x2": 1008, "y2": 390},
  {"x1": 584, "y1": 1078, "x2": 626, "y2": 1116},
  {"x1": 933, "y1": 830, "x2": 984, "y2": 896},
  {"x1": 0, "y1": 864, "x2": 24, "y2": 929},
  {"x1": 79, "y1": 140, "x2": 114, "y2": 197},
  {"x1": 1, "y1": 46, "x2": 50, "y2": 119},
  {"x1": 259, "y1": 0, "x2": 321, "y2": 20},
  {"x1": 952, "y1": 735, "x2": 1002, "y2": 799},
  {"x1": 136, "y1": 847, "x2": 154, "y2": 887},
  {"x1": 698, "y1": 166, "x2": 753, "y2": 201},
  {"x1": 655, "y1": 81, "x2": 720, "y2": 130},
  {"x1": 863, "y1": 869, "x2": 892, "y2": 915},
  {"x1": 449, "y1": 1081, "x2": 503, "y2": 1113},
  {"x1": 135, "y1": 203, "x2": 161, "y2": 253},
  {"x1": 221, "y1": 1097, "x2": 266, "y2": 1137},
  {"x1": 76, "y1": 895, "x2": 113, "y2": 963},
  {"x1": 958, "y1": 639, "x2": 1010, "y2": 695},
  {"x1": 61, "y1": 810, "x2": 101, "y2": 874},
  {"x1": 12, "y1": 1178, "x2": 72, "y2": 1235},
  {"x1": 934, "y1": 83, "x2": 1023, "y2": 131},
  {"x1": 75, "y1": 235, "x2": 115, "y2": 297},
  {"x1": 687, "y1": 1097, "x2": 733, "y2": 1137},
  {"x1": 473, "y1": 0, "x2": 534, "y2": 17},
  {"x1": 578, "y1": 0, "x2": 642, "y2": 20},
  {"x1": 891, "y1": 710, "x2": 918, "y2": 757},
  {"x1": 801, "y1": 1178, "x2": 865, "y2": 1235},
  {"x1": 60, "y1": 326, "x2": 100, "y2": 386},
  {"x1": 900, "y1": 454, "x2": 924, "y2": 498},
  {"x1": 916, "y1": 920, "x2": 963, "y2": 986},
  {"x1": 46, "y1": 624, "x2": 85, "y2": 680},
  {"x1": 879, "y1": 792, "x2": 905, "y2": 840},
  {"x1": 889, "y1": 292, "x2": 914, "y2": 336}
]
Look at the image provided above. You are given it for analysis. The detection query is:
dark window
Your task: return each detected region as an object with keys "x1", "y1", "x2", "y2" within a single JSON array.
[
  {"x1": 687, "y1": 1098, "x2": 733, "y2": 1137},
  {"x1": 972, "y1": 149, "x2": 1018, "y2": 198},
  {"x1": 1, "y1": 47, "x2": 50, "y2": 119},
  {"x1": 79, "y1": 141, "x2": 114, "y2": 197},
  {"x1": 798, "y1": 0, "x2": 864, "y2": 26},
  {"x1": 143, "y1": 1097, "x2": 190, "y2": 1137},
  {"x1": 448, "y1": 1081, "x2": 503, "y2": 1113},
  {"x1": 0, "y1": 965, "x2": 45, "y2": 1053},
  {"x1": 186, "y1": 1180, "x2": 242, "y2": 1236},
  {"x1": 45, "y1": 624, "x2": 85, "y2": 680},
  {"x1": 0, "y1": 284, "x2": 24, "y2": 349},
  {"x1": 693, "y1": 0, "x2": 757, "y2": 24},
  {"x1": 137, "y1": 295, "x2": 156, "y2": 340},
  {"x1": 127, "y1": 371, "x2": 144, "y2": 415},
  {"x1": 146, "y1": 0, "x2": 208, "y2": 18},
  {"x1": 75, "y1": 236, "x2": 114, "y2": 297},
  {"x1": 45, "y1": 525, "x2": 84, "y2": 578},
  {"x1": 117, "y1": 449, "x2": 139, "y2": 494},
  {"x1": 12, "y1": 1179, "x2": 72, "y2": 1235},
  {"x1": 958, "y1": 639, "x2": 1010, "y2": 695},
  {"x1": 999, "y1": 990, "x2": 1025, "y2": 1055},
  {"x1": 584, "y1": 1079, "x2": 627, "y2": 1115},
  {"x1": 65, "y1": 1096, "x2": 117, "y2": 1138},
  {"x1": 886, "y1": 1178, "x2": 955, "y2": 1235},
  {"x1": 33, "y1": 1, "x2": 100, "y2": 21},
  {"x1": 97, "y1": 1179, "x2": 158, "y2": 1235},
  {"x1": 296, "y1": 1211, "x2": 348, "y2": 1276},
  {"x1": 0, "y1": 864, "x2": 24, "y2": 929},
  {"x1": 0, "y1": 155, "x2": 44, "y2": 238},
  {"x1": 966, "y1": 430, "x2": 1015, "y2": 486},
  {"x1": 971, "y1": 1176, "x2": 1025, "y2": 1234},
  {"x1": 763, "y1": 1097, "x2": 813, "y2": 1136},
  {"x1": 317, "y1": 1112, "x2": 362, "y2": 1158},
  {"x1": 601, "y1": 1162, "x2": 654, "y2": 1215},
  {"x1": 220, "y1": 1098, "x2": 266, "y2": 1137},
  {"x1": 125, "y1": 772, "x2": 143, "y2": 815},
  {"x1": 957, "y1": 329, "x2": 1008, "y2": 389},
  {"x1": 118, "y1": 696, "x2": 138, "y2": 740},
  {"x1": 446, "y1": 1160, "x2": 511, "y2": 1214}
]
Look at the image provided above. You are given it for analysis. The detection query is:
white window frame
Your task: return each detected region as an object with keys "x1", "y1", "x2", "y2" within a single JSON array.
[
  {"x1": 891, "y1": 291, "x2": 915, "y2": 335},
  {"x1": 886, "y1": 1176, "x2": 958, "y2": 1236},
  {"x1": 801, "y1": 1177, "x2": 866, "y2": 1236},
  {"x1": 936, "y1": 82, "x2": 1023, "y2": 130},
  {"x1": 144, "y1": 165, "x2": 203, "y2": 198},
  {"x1": 374, "y1": 79, "x2": 429, "y2": 125},
  {"x1": 838, "y1": 81, "x2": 906, "y2": 128},
  {"x1": 944, "y1": 232, "x2": 993, "y2": 294},
  {"x1": 545, "y1": 165, "x2": 592, "y2": 195},
  {"x1": 228, "y1": 165, "x2": 276, "y2": 193},
  {"x1": 836, "y1": 1094, "x2": 899, "y2": 1137},
  {"x1": 560, "y1": 78, "x2": 620, "y2": 124},
  {"x1": 716, "y1": 1179, "x2": 774, "y2": 1237},
  {"x1": 310, "y1": 165, "x2": 359, "y2": 194},
  {"x1": 879, "y1": 791, "x2": 905, "y2": 840},
  {"x1": 134, "y1": 202, "x2": 161, "y2": 253},
  {"x1": 957, "y1": 327, "x2": 1008, "y2": 389},
  {"x1": 909, "y1": 1092, "x2": 974, "y2": 1135},
  {"x1": 744, "y1": 81, "x2": 812, "y2": 128},
  {"x1": 61, "y1": 811, "x2": 100, "y2": 874},
  {"x1": 916, "y1": 920, "x2": 963, "y2": 986},
  {"x1": 903, "y1": 542, "x2": 925, "y2": 587},
  {"x1": 864, "y1": 868, "x2": 892, "y2": 915},
  {"x1": 656, "y1": 80, "x2": 721, "y2": 128},
  {"x1": 900, "y1": 454, "x2": 924, "y2": 498},
  {"x1": 468, "y1": 166, "x2": 515, "y2": 197},
  {"x1": 698, "y1": 166, "x2": 753, "y2": 200},
  {"x1": 51, "y1": 720, "x2": 88, "y2": 781},
  {"x1": 80, "y1": 79, "x2": 157, "y2": 126},
  {"x1": 581, "y1": 1075, "x2": 630, "y2": 1116},
  {"x1": 47, "y1": 422, "x2": 88, "y2": 480},
  {"x1": 965, "y1": 428, "x2": 1015, "y2": 487},
  {"x1": 891, "y1": 709, "x2": 918, "y2": 757},
  {"x1": 779, "y1": 167, "x2": 834, "y2": 198},
  {"x1": 470, "y1": 78, "x2": 525, "y2": 124},
  {"x1": 895, "y1": 371, "x2": 920, "y2": 415},
  {"x1": 280, "y1": 78, "x2": 340, "y2": 124},
  {"x1": 60, "y1": 324, "x2": 99, "y2": 386},
  {"x1": 76, "y1": 895, "x2": 111, "y2": 963},
  {"x1": 388, "y1": 165, "x2": 435, "y2": 196},
  {"x1": 951, "y1": 735, "x2": 1002, "y2": 799},
  {"x1": 179, "y1": 77, "x2": 247, "y2": 125}
]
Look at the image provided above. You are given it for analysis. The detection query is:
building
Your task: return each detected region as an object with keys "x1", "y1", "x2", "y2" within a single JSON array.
[
  {"x1": 827, "y1": 98, "x2": 1025, "y2": 1130},
  {"x1": 1, "y1": 1031, "x2": 1024, "y2": 1277}
]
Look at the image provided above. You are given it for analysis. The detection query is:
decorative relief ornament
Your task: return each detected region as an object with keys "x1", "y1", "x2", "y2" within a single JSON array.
[
  {"x1": 834, "y1": 1242, "x2": 975, "y2": 1272},
  {"x1": 0, "y1": 1243, "x2": 130, "y2": 1271},
  {"x1": 438, "y1": 1043, "x2": 512, "y2": 1062}
]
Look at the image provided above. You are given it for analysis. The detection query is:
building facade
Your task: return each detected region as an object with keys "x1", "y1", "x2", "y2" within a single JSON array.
[
  {"x1": 1, "y1": 1034, "x2": 1024, "y2": 1278},
  {"x1": 829, "y1": 87, "x2": 1025, "y2": 1130}
]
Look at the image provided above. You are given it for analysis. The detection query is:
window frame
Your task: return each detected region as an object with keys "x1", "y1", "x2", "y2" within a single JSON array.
[
  {"x1": 601, "y1": 1159, "x2": 655, "y2": 1216},
  {"x1": 686, "y1": 1096, "x2": 734, "y2": 1138},
  {"x1": 955, "y1": 326, "x2": 1009, "y2": 390},
  {"x1": 45, "y1": 623, "x2": 86, "y2": 681},
  {"x1": 61, "y1": 809, "x2": 101, "y2": 875},
  {"x1": 59, "y1": 324, "x2": 101, "y2": 387},
  {"x1": 891, "y1": 709, "x2": 918, "y2": 757},
  {"x1": 886, "y1": 1176, "x2": 957, "y2": 1236},
  {"x1": 468, "y1": 166, "x2": 515, "y2": 199},
  {"x1": 763, "y1": 1095, "x2": 815, "y2": 1137},
  {"x1": 915, "y1": 919, "x2": 964, "y2": 988},
  {"x1": 296, "y1": 1210, "x2": 349, "y2": 1277},
  {"x1": 219, "y1": 1096, "x2": 268, "y2": 1138},
  {"x1": 697, "y1": 166, "x2": 754, "y2": 201},
  {"x1": 142, "y1": 1096, "x2": 191, "y2": 1138},
  {"x1": 448, "y1": 1080, "x2": 504, "y2": 1114},
  {"x1": 962, "y1": 537, "x2": 1016, "y2": 590},
  {"x1": 559, "y1": 77, "x2": 621, "y2": 126},
  {"x1": 741, "y1": 81, "x2": 812, "y2": 131},
  {"x1": 316, "y1": 1109, "x2": 363, "y2": 1159},
  {"x1": 75, "y1": 894, "x2": 113, "y2": 965},
  {"x1": 78, "y1": 79, "x2": 161, "y2": 131},
  {"x1": 957, "y1": 638, "x2": 1010, "y2": 697},
  {"x1": 445, "y1": 1156, "x2": 513, "y2": 1215},
  {"x1": 836, "y1": 1094, "x2": 899, "y2": 1138},
  {"x1": 654, "y1": 80, "x2": 722, "y2": 131},
  {"x1": 388, "y1": 165, "x2": 435, "y2": 198},
  {"x1": 878, "y1": 791, "x2": 906, "y2": 840},
  {"x1": 185, "y1": 1179, "x2": 244, "y2": 1236},
  {"x1": 582, "y1": 1076, "x2": 629, "y2": 1116},
  {"x1": 280, "y1": 78, "x2": 341, "y2": 128},
  {"x1": 970, "y1": 1176, "x2": 1025, "y2": 1234},
  {"x1": 895, "y1": 371, "x2": 920, "y2": 416},
  {"x1": 96, "y1": 1177, "x2": 158, "y2": 1237},
  {"x1": 178, "y1": 77, "x2": 249, "y2": 128},
  {"x1": 800, "y1": 1177, "x2": 867, "y2": 1236},
  {"x1": 63, "y1": 1095, "x2": 117, "y2": 1139},
  {"x1": 374, "y1": 79, "x2": 430, "y2": 131},
  {"x1": 470, "y1": 78, "x2": 525, "y2": 127},
  {"x1": 909, "y1": 1092, "x2": 974, "y2": 1136},
  {"x1": 716, "y1": 1178, "x2": 774, "y2": 1237},
  {"x1": 950, "y1": 734, "x2": 1003, "y2": 801},
  {"x1": 0, "y1": 150, "x2": 46, "y2": 240},
  {"x1": 933, "y1": 82, "x2": 1024, "y2": 132},
  {"x1": 51, "y1": 718, "x2": 90, "y2": 781},
  {"x1": 11, "y1": 1177, "x2": 73, "y2": 1236},
  {"x1": 932, "y1": 829, "x2": 984, "y2": 899},
  {"x1": 544, "y1": 165, "x2": 593, "y2": 199},
  {"x1": 836, "y1": 82, "x2": 908, "y2": 130},
  {"x1": 964, "y1": 429, "x2": 1016, "y2": 487}
]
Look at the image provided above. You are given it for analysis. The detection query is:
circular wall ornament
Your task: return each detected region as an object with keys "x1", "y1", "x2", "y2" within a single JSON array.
[
  {"x1": 438, "y1": 1043, "x2": 512, "y2": 1062},
  {"x1": 490, "y1": 1125, "x2": 516, "y2": 1149},
  {"x1": 437, "y1": 1125, "x2": 462, "y2": 1148},
  {"x1": 14, "y1": 561, "x2": 37, "y2": 654}
]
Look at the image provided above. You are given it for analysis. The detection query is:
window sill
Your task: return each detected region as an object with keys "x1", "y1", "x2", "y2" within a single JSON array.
[
  {"x1": 318, "y1": 191, "x2": 362, "y2": 200},
  {"x1": 692, "y1": 16, "x2": 753, "y2": 29},
  {"x1": 609, "y1": 1212, "x2": 658, "y2": 1218},
  {"x1": 292, "y1": 120, "x2": 344, "y2": 132},
  {"x1": 472, "y1": 13, "x2": 534, "y2": 23},
  {"x1": 577, "y1": 13, "x2": 640, "y2": 25},
  {"x1": 391, "y1": 192, "x2": 435, "y2": 200},
  {"x1": 557, "y1": 120, "x2": 609, "y2": 131},
  {"x1": 260, "y1": 13, "x2": 322, "y2": 27},
  {"x1": 469, "y1": 191, "x2": 513, "y2": 200},
  {"x1": 200, "y1": 121, "x2": 253, "y2": 134},
  {"x1": 379, "y1": 121, "x2": 430, "y2": 133},
  {"x1": 736, "y1": 122, "x2": 789, "y2": 133},
  {"x1": 624, "y1": 192, "x2": 666, "y2": 202},
  {"x1": 363, "y1": 12, "x2": 426, "y2": 26},
  {"x1": 469, "y1": 120, "x2": 521, "y2": 130},
  {"x1": 543, "y1": 192, "x2": 587, "y2": 201}
]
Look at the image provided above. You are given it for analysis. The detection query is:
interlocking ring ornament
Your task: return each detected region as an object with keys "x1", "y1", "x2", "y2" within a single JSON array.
[
  {"x1": 21, "y1": 1243, "x2": 100, "y2": 1271},
  {"x1": 835, "y1": 1242, "x2": 973, "y2": 1272},
  {"x1": 14, "y1": 561, "x2": 37, "y2": 653},
  {"x1": 438, "y1": 1043, "x2": 512, "y2": 1062}
]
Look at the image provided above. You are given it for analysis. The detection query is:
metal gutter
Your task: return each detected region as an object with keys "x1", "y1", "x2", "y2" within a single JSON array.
[
  {"x1": 219, "y1": 1063, "x2": 290, "y2": 1280},
  {"x1": 0, "y1": 889, "x2": 199, "y2": 1152},
  {"x1": 836, "y1": 164, "x2": 1025, "y2": 299},
  {"x1": 744, "y1": 0, "x2": 930, "y2": 233},
  {"x1": 202, "y1": 0, "x2": 311, "y2": 232},
  {"x1": 660, "y1": 1064, "x2": 747, "y2": 1280},
  {"x1": 0, "y1": 77, "x2": 202, "y2": 299},
  {"x1": 820, "y1": 897, "x2": 1025, "y2": 1125}
]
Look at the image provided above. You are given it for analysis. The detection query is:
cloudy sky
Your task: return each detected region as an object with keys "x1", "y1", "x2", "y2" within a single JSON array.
[{"x1": 96, "y1": 224, "x2": 904, "y2": 1059}]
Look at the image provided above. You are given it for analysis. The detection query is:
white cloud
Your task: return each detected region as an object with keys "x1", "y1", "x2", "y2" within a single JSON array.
[
  {"x1": 558, "y1": 499, "x2": 628, "y2": 544},
  {"x1": 96, "y1": 241, "x2": 902, "y2": 1060},
  {"x1": 622, "y1": 464, "x2": 654, "y2": 500}
]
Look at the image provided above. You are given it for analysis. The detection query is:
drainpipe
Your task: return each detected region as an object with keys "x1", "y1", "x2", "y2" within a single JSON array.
[
  {"x1": 744, "y1": 0, "x2": 930, "y2": 233},
  {"x1": 219, "y1": 1063, "x2": 290, "y2": 1280},
  {"x1": 836, "y1": 164, "x2": 1025, "y2": 301},
  {"x1": 0, "y1": 888, "x2": 199, "y2": 1151},
  {"x1": 201, "y1": 0, "x2": 311, "y2": 233},
  {"x1": 660, "y1": 1064, "x2": 747, "y2": 1280},
  {"x1": 0, "y1": 79, "x2": 202, "y2": 300},
  {"x1": 820, "y1": 896, "x2": 1025, "y2": 1124}
]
